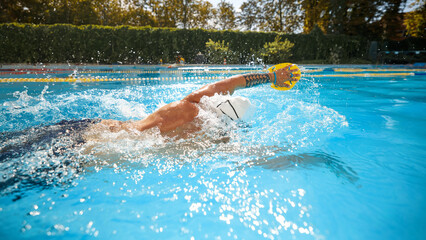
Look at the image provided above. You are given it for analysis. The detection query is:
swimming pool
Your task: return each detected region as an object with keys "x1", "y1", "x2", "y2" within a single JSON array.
[{"x1": 0, "y1": 64, "x2": 425, "y2": 239}]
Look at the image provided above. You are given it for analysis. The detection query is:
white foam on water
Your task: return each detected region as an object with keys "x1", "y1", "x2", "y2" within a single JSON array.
[
  {"x1": 1, "y1": 86, "x2": 62, "y2": 130},
  {"x1": 75, "y1": 80, "x2": 349, "y2": 169},
  {"x1": 0, "y1": 78, "x2": 349, "y2": 199},
  {"x1": 93, "y1": 93, "x2": 148, "y2": 119},
  {"x1": 0, "y1": 74, "x2": 355, "y2": 240},
  {"x1": 0, "y1": 86, "x2": 152, "y2": 132},
  {"x1": 246, "y1": 100, "x2": 348, "y2": 152}
]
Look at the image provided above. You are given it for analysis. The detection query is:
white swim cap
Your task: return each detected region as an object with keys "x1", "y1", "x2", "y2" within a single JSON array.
[{"x1": 216, "y1": 96, "x2": 251, "y2": 120}]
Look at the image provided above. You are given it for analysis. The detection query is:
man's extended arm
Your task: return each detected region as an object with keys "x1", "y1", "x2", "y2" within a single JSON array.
[
  {"x1": 184, "y1": 66, "x2": 299, "y2": 103},
  {"x1": 98, "y1": 66, "x2": 300, "y2": 133}
]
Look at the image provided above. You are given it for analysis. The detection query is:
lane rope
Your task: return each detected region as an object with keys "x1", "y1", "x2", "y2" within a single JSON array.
[
  {"x1": 308, "y1": 73, "x2": 414, "y2": 77},
  {"x1": 1, "y1": 68, "x2": 424, "y2": 76},
  {"x1": 0, "y1": 76, "x2": 223, "y2": 83},
  {"x1": 333, "y1": 68, "x2": 425, "y2": 72},
  {"x1": 0, "y1": 72, "x2": 418, "y2": 82}
]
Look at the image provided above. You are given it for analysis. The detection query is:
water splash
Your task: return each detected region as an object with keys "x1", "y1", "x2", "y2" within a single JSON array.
[
  {"x1": 0, "y1": 78, "x2": 349, "y2": 196},
  {"x1": 0, "y1": 120, "x2": 95, "y2": 196},
  {"x1": 1, "y1": 85, "x2": 60, "y2": 131}
]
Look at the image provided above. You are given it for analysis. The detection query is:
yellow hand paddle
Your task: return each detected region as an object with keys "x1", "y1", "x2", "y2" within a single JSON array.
[{"x1": 268, "y1": 63, "x2": 301, "y2": 91}]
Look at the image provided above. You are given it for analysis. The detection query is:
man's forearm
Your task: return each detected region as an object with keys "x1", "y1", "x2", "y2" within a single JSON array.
[
  {"x1": 243, "y1": 73, "x2": 274, "y2": 88},
  {"x1": 184, "y1": 72, "x2": 274, "y2": 103}
]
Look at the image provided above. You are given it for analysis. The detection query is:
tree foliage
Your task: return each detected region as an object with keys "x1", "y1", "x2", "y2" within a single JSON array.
[
  {"x1": 403, "y1": 2, "x2": 425, "y2": 38},
  {"x1": 0, "y1": 0, "x2": 423, "y2": 40},
  {"x1": 262, "y1": 0, "x2": 303, "y2": 33},
  {"x1": 205, "y1": 39, "x2": 238, "y2": 64},
  {"x1": 238, "y1": 0, "x2": 303, "y2": 33},
  {"x1": 215, "y1": 0, "x2": 237, "y2": 30},
  {"x1": 238, "y1": 0, "x2": 259, "y2": 31},
  {"x1": 3, "y1": 23, "x2": 399, "y2": 64},
  {"x1": 299, "y1": 0, "x2": 412, "y2": 39},
  {"x1": 259, "y1": 36, "x2": 295, "y2": 64},
  {"x1": 301, "y1": 0, "x2": 330, "y2": 33}
]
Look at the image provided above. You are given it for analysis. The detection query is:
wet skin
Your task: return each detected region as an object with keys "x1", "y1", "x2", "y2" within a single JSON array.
[{"x1": 98, "y1": 66, "x2": 300, "y2": 134}]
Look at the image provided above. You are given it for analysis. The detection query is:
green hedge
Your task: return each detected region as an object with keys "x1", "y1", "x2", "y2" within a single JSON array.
[{"x1": 0, "y1": 23, "x2": 422, "y2": 64}]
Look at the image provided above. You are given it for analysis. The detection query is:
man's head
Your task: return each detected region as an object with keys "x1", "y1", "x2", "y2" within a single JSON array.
[{"x1": 216, "y1": 96, "x2": 251, "y2": 121}]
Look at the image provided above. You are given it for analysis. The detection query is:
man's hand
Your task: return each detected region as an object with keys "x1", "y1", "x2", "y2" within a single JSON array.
[
  {"x1": 274, "y1": 64, "x2": 301, "y2": 87},
  {"x1": 100, "y1": 119, "x2": 126, "y2": 132}
]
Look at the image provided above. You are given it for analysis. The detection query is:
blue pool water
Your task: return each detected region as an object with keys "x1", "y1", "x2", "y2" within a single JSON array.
[{"x1": 0, "y1": 65, "x2": 425, "y2": 239}]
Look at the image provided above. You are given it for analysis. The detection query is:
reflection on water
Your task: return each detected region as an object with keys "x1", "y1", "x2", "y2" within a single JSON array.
[
  {"x1": 1, "y1": 66, "x2": 425, "y2": 239},
  {"x1": 0, "y1": 79, "x2": 351, "y2": 201},
  {"x1": 0, "y1": 120, "x2": 97, "y2": 197},
  {"x1": 0, "y1": 116, "x2": 354, "y2": 201},
  {"x1": 0, "y1": 74, "x2": 352, "y2": 239},
  {"x1": 246, "y1": 149, "x2": 359, "y2": 184}
]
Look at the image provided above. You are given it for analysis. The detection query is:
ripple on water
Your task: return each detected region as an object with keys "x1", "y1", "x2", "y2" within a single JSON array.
[{"x1": 0, "y1": 76, "x2": 352, "y2": 239}]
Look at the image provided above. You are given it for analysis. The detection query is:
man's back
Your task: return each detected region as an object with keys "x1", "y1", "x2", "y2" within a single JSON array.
[{"x1": 95, "y1": 66, "x2": 298, "y2": 134}]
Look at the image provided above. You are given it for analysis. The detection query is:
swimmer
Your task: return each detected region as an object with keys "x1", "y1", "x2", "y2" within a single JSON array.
[
  {"x1": 96, "y1": 65, "x2": 300, "y2": 134},
  {"x1": 0, "y1": 66, "x2": 299, "y2": 163}
]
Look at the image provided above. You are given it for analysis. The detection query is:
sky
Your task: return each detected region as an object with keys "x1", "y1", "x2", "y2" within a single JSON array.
[
  {"x1": 404, "y1": 0, "x2": 424, "y2": 12},
  {"x1": 208, "y1": 0, "x2": 245, "y2": 11},
  {"x1": 209, "y1": 0, "x2": 422, "y2": 12}
]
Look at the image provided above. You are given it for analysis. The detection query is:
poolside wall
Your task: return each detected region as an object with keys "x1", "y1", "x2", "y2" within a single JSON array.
[{"x1": 0, "y1": 23, "x2": 424, "y2": 64}]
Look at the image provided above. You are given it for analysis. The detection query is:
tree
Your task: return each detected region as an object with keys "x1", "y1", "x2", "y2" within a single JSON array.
[
  {"x1": 301, "y1": 0, "x2": 330, "y2": 33},
  {"x1": 0, "y1": 0, "x2": 53, "y2": 24},
  {"x1": 344, "y1": 0, "x2": 385, "y2": 37},
  {"x1": 147, "y1": 0, "x2": 180, "y2": 27},
  {"x1": 403, "y1": 1, "x2": 426, "y2": 38},
  {"x1": 0, "y1": 0, "x2": 21, "y2": 23},
  {"x1": 301, "y1": 0, "x2": 408, "y2": 39},
  {"x1": 380, "y1": 0, "x2": 408, "y2": 40},
  {"x1": 265, "y1": 0, "x2": 303, "y2": 33},
  {"x1": 147, "y1": 0, "x2": 216, "y2": 29},
  {"x1": 189, "y1": 0, "x2": 216, "y2": 29},
  {"x1": 0, "y1": 0, "x2": 417, "y2": 39},
  {"x1": 126, "y1": 7, "x2": 158, "y2": 27},
  {"x1": 179, "y1": 0, "x2": 216, "y2": 29},
  {"x1": 239, "y1": 0, "x2": 303, "y2": 33},
  {"x1": 215, "y1": 0, "x2": 237, "y2": 30},
  {"x1": 259, "y1": 36, "x2": 294, "y2": 64},
  {"x1": 238, "y1": 0, "x2": 260, "y2": 31},
  {"x1": 205, "y1": 39, "x2": 238, "y2": 63},
  {"x1": 126, "y1": 0, "x2": 158, "y2": 26},
  {"x1": 71, "y1": 0, "x2": 101, "y2": 25},
  {"x1": 179, "y1": 0, "x2": 193, "y2": 29}
]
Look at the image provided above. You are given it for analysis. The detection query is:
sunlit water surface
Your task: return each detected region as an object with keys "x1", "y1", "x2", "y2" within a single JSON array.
[{"x1": 0, "y1": 65, "x2": 425, "y2": 240}]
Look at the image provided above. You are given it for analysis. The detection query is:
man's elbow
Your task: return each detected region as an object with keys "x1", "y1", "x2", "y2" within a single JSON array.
[{"x1": 184, "y1": 85, "x2": 213, "y2": 103}]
